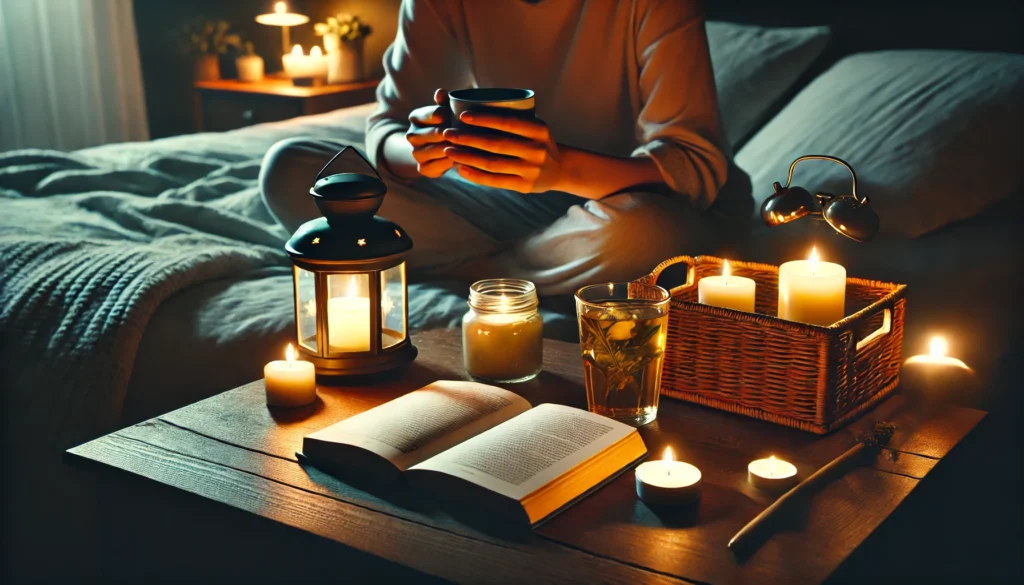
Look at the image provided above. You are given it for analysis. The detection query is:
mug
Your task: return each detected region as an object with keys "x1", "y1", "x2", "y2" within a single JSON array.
[{"x1": 448, "y1": 88, "x2": 535, "y2": 132}]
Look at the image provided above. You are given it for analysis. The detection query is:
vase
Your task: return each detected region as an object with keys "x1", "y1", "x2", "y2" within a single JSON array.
[
  {"x1": 323, "y1": 32, "x2": 341, "y2": 54},
  {"x1": 327, "y1": 38, "x2": 364, "y2": 84},
  {"x1": 194, "y1": 54, "x2": 221, "y2": 82},
  {"x1": 236, "y1": 55, "x2": 265, "y2": 83}
]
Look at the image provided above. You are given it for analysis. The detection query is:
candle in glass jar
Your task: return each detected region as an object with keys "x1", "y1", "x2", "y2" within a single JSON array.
[
  {"x1": 698, "y1": 260, "x2": 756, "y2": 312},
  {"x1": 463, "y1": 280, "x2": 543, "y2": 383},
  {"x1": 282, "y1": 44, "x2": 328, "y2": 80},
  {"x1": 265, "y1": 344, "x2": 317, "y2": 407},
  {"x1": 778, "y1": 247, "x2": 846, "y2": 326}
]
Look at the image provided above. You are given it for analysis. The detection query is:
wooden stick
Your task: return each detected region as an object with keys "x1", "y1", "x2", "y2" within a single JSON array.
[{"x1": 728, "y1": 422, "x2": 896, "y2": 553}]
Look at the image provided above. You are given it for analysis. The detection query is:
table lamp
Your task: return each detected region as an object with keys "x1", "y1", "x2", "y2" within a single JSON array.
[{"x1": 255, "y1": 2, "x2": 310, "y2": 57}]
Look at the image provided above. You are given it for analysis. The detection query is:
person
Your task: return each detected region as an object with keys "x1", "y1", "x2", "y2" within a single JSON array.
[{"x1": 260, "y1": 0, "x2": 751, "y2": 296}]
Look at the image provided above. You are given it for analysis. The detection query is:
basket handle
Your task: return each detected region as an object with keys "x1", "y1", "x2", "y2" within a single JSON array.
[
  {"x1": 635, "y1": 255, "x2": 697, "y2": 295},
  {"x1": 855, "y1": 307, "x2": 892, "y2": 352}
]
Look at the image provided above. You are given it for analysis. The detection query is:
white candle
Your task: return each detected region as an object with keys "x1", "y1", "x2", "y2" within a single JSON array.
[
  {"x1": 635, "y1": 447, "x2": 702, "y2": 506},
  {"x1": 264, "y1": 344, "x2": 317, "y2": 407},
  {"x1": 327, "y1": 295, "x2": 371, "y2": 353},
  {"x1": 698, "y1": 260, "x2": 756, "y2": 312},
  {"x1": 282, "y1": 44, "x2": 328, "y2": 80},
  {"x1": 747, "y1": 455, "x2": 798, "y2": 492},
  {"x1": 901, "y1": 335, "x2": 975, "y2": 399},
  {"x1": 778, "y1": 247, "x2": 846, "y2": 326}
]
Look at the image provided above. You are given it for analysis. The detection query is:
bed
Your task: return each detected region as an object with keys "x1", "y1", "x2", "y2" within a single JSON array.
[{"x1": 1, "y1": 2, "x2": 1022, "y2": 581}]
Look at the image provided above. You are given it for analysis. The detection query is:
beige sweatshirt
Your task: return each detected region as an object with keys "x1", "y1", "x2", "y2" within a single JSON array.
[{"x1": 366, "y1": 0, "x2": 742, "y2": 212}]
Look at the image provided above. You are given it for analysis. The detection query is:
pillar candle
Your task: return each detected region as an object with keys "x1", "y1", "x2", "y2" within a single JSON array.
[
  {"x1": 778, "y1": 247, "x2": 846, "y2": 326},
  {"x1": 265, "y1": 344, "x2": 317, "y2": 407},
  {"x1": 282, "y1": 44, "x2": 328, "y2": 80},
  {"x1": 328, "y1": 295, "x2": 371, "y2": 352},
  {"x1": 698, "y1": 260, "x2": 756, "y2": 312}
]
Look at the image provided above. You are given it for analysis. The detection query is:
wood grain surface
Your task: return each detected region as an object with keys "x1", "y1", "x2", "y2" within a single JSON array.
[{"x1": 67, "y1": 328, "x2": 985, "y2": 585}]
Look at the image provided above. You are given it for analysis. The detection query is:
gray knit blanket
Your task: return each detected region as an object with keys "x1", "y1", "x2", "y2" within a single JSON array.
[{"x1": 0, "y1": 148, "x2": 291, "y2": 449}]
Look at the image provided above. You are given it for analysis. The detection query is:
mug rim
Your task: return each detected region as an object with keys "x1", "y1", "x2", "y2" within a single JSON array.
[{"x1": 449, "y1": 88, "x2": 535, "y2": 104}]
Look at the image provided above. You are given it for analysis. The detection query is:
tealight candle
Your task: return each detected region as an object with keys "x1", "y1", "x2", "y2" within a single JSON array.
[
  {"x1": 635, "y1": 447, "x2": 701, "y2": 506},
  {"x1": 265, "y1": 344, "x2": 317, "y2": 407},
  {"x1": 282, "y1": 44, "x2": 328, "y2": 83},
  {"x1": 747, "y1": 455, "x2": 798, "y2": 492},
  {"x1": 901, "y1": 335, "x2": 975, "y2": 400},
  {"x1": 698, "y1": 260, "x2": 756, "y2": 312},
  {"x1": 778, "y1": 247, "x2": 846, "y2": 326}
]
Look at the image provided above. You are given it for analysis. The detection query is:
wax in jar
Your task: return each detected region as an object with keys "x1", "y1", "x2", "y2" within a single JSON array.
[
  {"x1": 463, "y1": 281, "x2": 543, "y2": 383},
  {"x1": 778, "y1": 248, "x2": 846, "y2": 326},
  {"x1": 698, "y1": 260, "x2": 756, "y2": 312}
]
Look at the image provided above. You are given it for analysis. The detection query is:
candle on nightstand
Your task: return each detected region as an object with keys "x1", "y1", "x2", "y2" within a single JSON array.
[
  {"x1": 282, "y1": 44, "x2": 328, "y2": 83},
  {"x1": 698, "y1": 260, "x2": 756, "y2": 312},
  {"x1": 635, "y1": 447, "x2": 702, "y2": 506},
  {"x1": 265, "y1": 344, "x2": 317, "y2": 407},
  {"x1": 778, "y1": 247, "x2": 846, "y2": 326},
  {"x1": 747, "y1": 455, "x2": 798, "y2": 492}
]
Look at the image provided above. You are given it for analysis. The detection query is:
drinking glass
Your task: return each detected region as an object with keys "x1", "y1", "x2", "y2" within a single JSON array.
[{"x1": 575, "y1": 282, "x2": 671, "y2": 427}]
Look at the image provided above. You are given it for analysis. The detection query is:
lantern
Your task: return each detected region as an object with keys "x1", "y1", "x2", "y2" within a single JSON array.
[{"x1": 285, "y1": 147, "x2": 416, "y2": 375}]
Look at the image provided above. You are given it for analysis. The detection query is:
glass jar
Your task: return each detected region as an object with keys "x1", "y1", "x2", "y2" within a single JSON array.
[{"x1": 462, "y1": 279, "x2": 543, "y2": 383}]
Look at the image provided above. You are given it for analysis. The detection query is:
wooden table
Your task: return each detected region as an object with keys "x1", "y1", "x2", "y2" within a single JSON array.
[
  {"x1": 67, "y1": 328, "x2": 985, "y2": 584},
  {"x1": 194, "y1": 76, "x2": 379, "y2": 132}
]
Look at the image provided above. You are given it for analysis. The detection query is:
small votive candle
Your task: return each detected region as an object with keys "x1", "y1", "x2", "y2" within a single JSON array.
[
  {"x1": 698, "y1": 260, "x2": 756, "y2": 312},
  {"x1": 635, "y1": 447, "x2": 701, "y2": 506},
  {"x1": 901, "y1": 335, "x2": 975, "y2": 400},
  {"x1": 747, "y1": 456, "x2": 798, "y2": 492},
  {"x1": 265, "y1": 344, "x2": 317, "y2": 407},
  {"x1": 463, "y1": 279, "x2": 543, "y2": 383},
  {"x1": 778, "y1": 247, "x2": 846, "y2": 326},
  {"x1": 282, "y1": 44, "x2": 328, "y2": 84}
]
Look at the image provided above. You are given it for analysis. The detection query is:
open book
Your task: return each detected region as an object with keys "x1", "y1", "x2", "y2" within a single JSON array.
[{"x1": 301, "y1": 380, "x2": 647, "y2": 526}]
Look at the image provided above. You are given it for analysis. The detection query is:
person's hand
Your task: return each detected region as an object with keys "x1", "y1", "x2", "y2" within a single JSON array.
[
  {"x1": 405, "y1": 88, "x2": 452, "y2": 178},
  {"x1": 443, "y1": 113, "x2": 562, "y2": 193}
]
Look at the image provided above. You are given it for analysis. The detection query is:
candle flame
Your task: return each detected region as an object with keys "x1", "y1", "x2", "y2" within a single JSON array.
[
  {"x1": 722, "y1": 259, "x2": 731, "y2": 285},
  {"x1": 274, "y1": 2, "x2": 286, "y2": 14},
  {"x1": 663, "y1": 446, "x2": 674, "y2": 463},
  {"x1": 929, "y1": 336, "x2": 948, "y2": 357},
  {"x1": 310, "y1": 45, "x2": 323, "y2": 58},
  {"x1": 346, "y1": 276, "x2": 359, "y2": 298},
  {"x1": 769, "y1": 455, "x2": 777, "y2": 478},
  {"x1": 285, "y1": 343, "x2": 296, "y2": 362},
  {"x1": 290, "y1": 44, "x2": 303, "y2": 56},
  {"x1": 808, "y1": 246, "x2": 820, "y2": 275}
]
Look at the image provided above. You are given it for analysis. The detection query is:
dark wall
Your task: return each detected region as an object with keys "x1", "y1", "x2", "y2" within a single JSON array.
[{"x1": 133, "y1": 0, "x2": 400, "y2": 139}]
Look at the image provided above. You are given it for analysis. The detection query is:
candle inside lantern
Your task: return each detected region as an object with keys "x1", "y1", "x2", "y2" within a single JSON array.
[
  {"x1": 463, "y1": 280, "x2": 543, "y2": 383},
  {"x1": 635, "y1": 446, "x2": 702, "y2": 506},
  {"x1": 901, "y1": 335, "x2": 975, "y2": 400},
  {"x1": 327, "y1": 276, "x2": 371, "y2": 353},
  {"x1": 282, "y1": 44, "x2": 328, "y2": 81},
  {"x1": 778, "y1": 247, "x2": 846, "y2": 326},
  {"x1": 747, "y1": 455, "x2": 798, "y2": 492},
  {"x1": 698, "y1": 260, "x2": 756, "y2": 312},
  {"x1": 264, "y1": 344, "x2": 317, "y2": 407}
]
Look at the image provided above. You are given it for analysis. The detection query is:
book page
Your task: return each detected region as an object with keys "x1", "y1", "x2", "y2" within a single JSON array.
[
  {"x1": 305, "y1": 381, "x2": 531, "y2": 470},
  {"x1": 409, "y1": 403, "x2": 635, "y2": 501}
]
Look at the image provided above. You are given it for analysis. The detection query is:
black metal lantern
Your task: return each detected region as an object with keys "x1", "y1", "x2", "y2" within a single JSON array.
[
  {"x1": 285, "y1": 147, "x2": 416, "y2": 375},
  {"x1": 761, "y1": 155, "x2": 880, "y2": 242}
]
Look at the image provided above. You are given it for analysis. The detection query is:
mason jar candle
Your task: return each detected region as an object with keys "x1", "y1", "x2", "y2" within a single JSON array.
[{"x1": 463, "y1": 279, "x2": 543, "y2": 383}]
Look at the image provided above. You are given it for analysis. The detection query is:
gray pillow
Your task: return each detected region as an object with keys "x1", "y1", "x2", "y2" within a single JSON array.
[
  {"x1": 737, "y1": 50, "x2": 1024, "y2": 238},
  {"x1": 707, "y1": 21, "x2": 831, "y2": 148}
]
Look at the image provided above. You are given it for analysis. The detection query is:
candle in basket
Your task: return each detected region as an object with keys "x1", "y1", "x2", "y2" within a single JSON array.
[
  {"x1": 901, "y1": 336, "x2": 975, "y2": 400},
  {"x1": 698, "y1": 260, "x2": 756, "y2": 312},
  {"x1": 265, "y1": 344, "x2": 317, "y2": 407},
  {"x1": 778, "y1": 247, "x2": 846, "y2": 326}
]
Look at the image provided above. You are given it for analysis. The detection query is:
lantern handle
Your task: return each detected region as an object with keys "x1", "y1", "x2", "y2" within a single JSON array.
[
  {"x1": 313, "y1": 145, "x2": 384, "y2": 186},
  {"x1": 781, "y1": 154, "x2": 865, "y2": 205}
]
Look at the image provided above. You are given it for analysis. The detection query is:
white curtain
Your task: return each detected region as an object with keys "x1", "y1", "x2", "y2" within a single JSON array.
[{"x1": 0, "y1": 0, "x2": 149, "y2": 151}]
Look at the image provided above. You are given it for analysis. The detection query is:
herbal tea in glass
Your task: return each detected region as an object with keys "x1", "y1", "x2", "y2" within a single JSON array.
[{"x1": 575, "y1": 283, "x2": 670, "y2": 426}]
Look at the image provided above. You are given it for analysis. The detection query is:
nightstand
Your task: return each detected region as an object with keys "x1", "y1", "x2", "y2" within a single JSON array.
[{"x1": 194, "y1": 76, "x2": 379, "y2": 132}]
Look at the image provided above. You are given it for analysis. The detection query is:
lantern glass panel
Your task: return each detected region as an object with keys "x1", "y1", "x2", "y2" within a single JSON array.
[
  {"x1": 326, "y1": 273, "x2": 371, "y2": 354},
  {"x1": 381, "y1": 262, "x2": 406, "y2": 348},
  {"x1": 294, "y1": 266, "x2": 318, "y2": 353}
]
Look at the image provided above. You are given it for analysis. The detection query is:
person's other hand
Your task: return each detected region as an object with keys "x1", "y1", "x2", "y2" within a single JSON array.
[
  {"x1": 443, "y1": 113, "x2": 562, "y2": 193},
  {"x1": 405, "y1": 88, "x2": 452, "y2": 178}
]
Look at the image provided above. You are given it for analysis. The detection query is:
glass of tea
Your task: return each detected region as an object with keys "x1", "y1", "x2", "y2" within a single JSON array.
[{"x1": 575, "y1": 282, "x2": 671, "y2": 427}]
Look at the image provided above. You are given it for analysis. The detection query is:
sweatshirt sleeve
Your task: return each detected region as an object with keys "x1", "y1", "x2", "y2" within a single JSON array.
[
  {"x1": 365, "y1": 0, "x2": 472, "y2": 176},
  {"x1": 631, "y1": 0, "x2": 729, "y2": 210}
]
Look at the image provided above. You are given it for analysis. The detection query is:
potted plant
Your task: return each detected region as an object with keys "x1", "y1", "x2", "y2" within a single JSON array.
[
  {"x1": 314, "y1": 14, "x2": 372, "y2": 83},
  {"x1": 236, "y1": 42, "x2": 264, "y2": 83},
  {"x1": 180, "y1": 20, "x2": 241, "y2": 82}
]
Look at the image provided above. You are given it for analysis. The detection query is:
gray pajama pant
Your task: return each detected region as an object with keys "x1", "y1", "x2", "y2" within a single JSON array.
[{"x1": 259, "y1": 138, "x2": 751, "y2": 296}]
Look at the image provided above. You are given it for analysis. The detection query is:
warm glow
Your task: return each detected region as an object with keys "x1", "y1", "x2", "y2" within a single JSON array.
[
  {"x1": 346, "y1": 276, "x2": 360, "y2": 298},
  {"x1": 310, "y1": 45, "x2": 323, "y2": 58},
  {"x1": 929, "y1": 336, "x2": 948, "y2": 357},
  {"x1": 290, "y1": 44, "x2": 303, "y2": 56},
  {"x1": 285, "y1": 343, "x2": 296, "y2": 362},
  {"x1": 499, "y1": 294, "x2": 511, "y2": 313},
  {"x1": 808, "y1": 246, "x2": 820, "y2": 274},
  {"x1": 663, "y1": 446, "x2": 674, "y2": 463},
  {"x1": 769, "y1": 455, "x2": 777, "y2": 478},
  {"x1": 381, "y1": 291, "x2": 395, "y2": 317},
  {"x1": 304, "y1": 298, "x2": 316, "y2": 317},
  {"x1": 274, "y1": 2, "x2": 286, "y2": 14},
  {"x1": 722, "y1": 259, "x2": 732, "y2": 284}
]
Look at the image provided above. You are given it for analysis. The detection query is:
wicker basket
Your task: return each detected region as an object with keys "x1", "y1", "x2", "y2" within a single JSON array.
[{"x1": 631, "y1": 256, "x2": 907, "y2": 434}]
